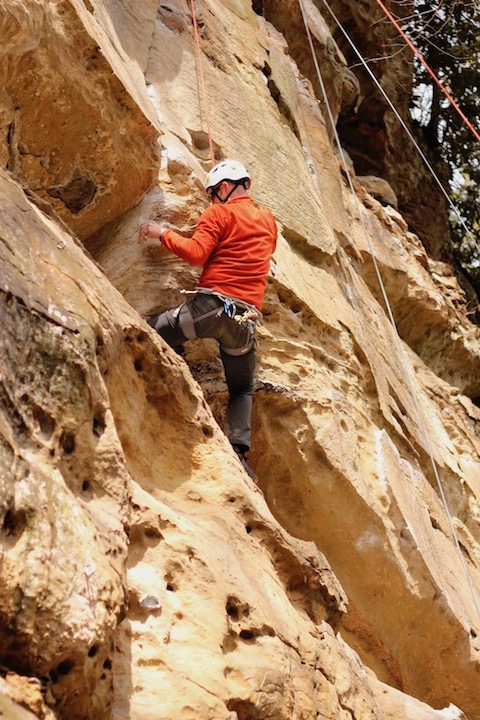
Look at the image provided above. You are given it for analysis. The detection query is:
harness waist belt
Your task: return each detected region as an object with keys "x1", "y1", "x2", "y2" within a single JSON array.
[{"x1": 181, "y1": 287, "x2": 262, "y2": 319}]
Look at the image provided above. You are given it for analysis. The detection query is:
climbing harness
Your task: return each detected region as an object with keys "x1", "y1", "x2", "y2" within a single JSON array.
[
  {"x1": 297, "y1": 0, "x2": 480, "y2": 622},
  {"x1": 223, "y1": 297, "x2": 236, "y2": 318},
  {"x1": 177, "y1": 289, "x2": 258, "y2": 356},
  {"x1": 186, "y1": 0, "x2": 480, "y2": 622},
  {"x1": 181, "y1": 288, "x2": 261, "y2": 318},
  {"x1": 180, "y1": 288, "x2": 262, "y2": 325},
  {"x1": 234, "y1": 308, "x2": 260, "y2": 324}
]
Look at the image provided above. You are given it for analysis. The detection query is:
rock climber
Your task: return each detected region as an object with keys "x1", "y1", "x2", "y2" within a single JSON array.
[{"x1": 138, "y1": 159, "x2": 278, "y2": 481}]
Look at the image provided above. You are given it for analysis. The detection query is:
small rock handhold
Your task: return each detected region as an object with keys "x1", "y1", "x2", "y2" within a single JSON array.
[
  {"x1": 140, "y1": 595, "x2": 162, "y2": 610},
  {"x1": 84, "y1": 563, "x2": 96, "y2": 578},
  {"x1": 357, "y1": 175, "x2": 398, "y2": 208}
]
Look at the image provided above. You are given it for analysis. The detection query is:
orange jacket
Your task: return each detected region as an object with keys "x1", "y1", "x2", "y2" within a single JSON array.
[{"x1": 160, "y1": 196, "x2": 277, "y2": 310}]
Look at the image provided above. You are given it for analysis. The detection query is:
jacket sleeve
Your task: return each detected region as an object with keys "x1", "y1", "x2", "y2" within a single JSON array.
[
  {"x1": 160, "y1": 206, "x2": 225, "y2": 266},
  {"x1": 272, "y1": 217, "x2": 278, "y2": 252}
]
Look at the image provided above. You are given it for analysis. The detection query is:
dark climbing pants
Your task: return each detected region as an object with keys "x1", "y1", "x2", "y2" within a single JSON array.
[{"x1": 148, "y1": 292, "x2": 256, "y2": 451}]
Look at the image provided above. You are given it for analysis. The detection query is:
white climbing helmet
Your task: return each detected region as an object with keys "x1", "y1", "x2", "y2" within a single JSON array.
[{"x1": 204, "y1": 160, "x2": 251, "y2": 192}]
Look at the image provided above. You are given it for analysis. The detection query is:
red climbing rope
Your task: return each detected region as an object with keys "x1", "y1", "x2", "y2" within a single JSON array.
[
  {"x1": 190, "y1": 0, "x2": 216, "y2": 165},
  {"x1": 373, "y1": 0, "x2": 480, "y2": 144}
]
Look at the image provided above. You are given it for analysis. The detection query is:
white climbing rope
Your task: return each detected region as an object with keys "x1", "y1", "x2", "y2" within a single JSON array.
[
  {"x1": 297, "y1": 0, "x2": 480, "y2": 623},
  {"x1": 318, "y1": 0, "x2": 475, "y2": 244}
]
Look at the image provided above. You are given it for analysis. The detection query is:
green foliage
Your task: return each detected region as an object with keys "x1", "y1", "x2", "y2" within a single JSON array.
[{"x1": 405, "y1": 0, "x2": 480, "y2": 293}]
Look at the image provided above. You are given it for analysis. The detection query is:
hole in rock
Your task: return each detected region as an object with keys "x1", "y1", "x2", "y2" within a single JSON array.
[
  {"x1": 33, "y1": 406, "x2": 55, "y2": 440},
  {"x1": 245, "y1": 525, "x2": 252, "y2": 534},
  {"x1": 93, "y1": 413, "x2": 106, "y2": 437},
  {"x1": 144, "y1": 527, "x2": 163, "y2": 541},
  {"x1": 60, "y1": 432, "x2": 75, "y2": 454},
  {"x1": 88, "y1": 645, "x2": 98, "y2": 657},
  {"x1": 47, "y1": 173, "x2": 97, "y2": 214},
  {"x1": 226, "y1": 596, "x2": 250, "y2": 621},
  {"x1": 2, "y1": 508, "x2": 27, "y2": 538},
  {"x1": 134, "y1": 358, "x2": 143, "y2": 372},
  {"x1": 239, "y1": 630, "x2": 255, "y2": 641},
  {"x1": 57, "y1": 659, "x2": 74, "y2": 675},
  {"x1": 188, "y1": 130, "x2": 222, "y2": 162},
  {"x1": 82, "y1": 480, "x2": 91, "y2": 492},
  {"x1": 227, "y1": 698, "x2": 259, "y2": 720},
  {"x1": 226, "y1": 603, "x2": 239, "y2": 620},
  {"x1": 202, "y1": 424, "x2": 214, "y2": 438},
  {"x1": 103, "y1": 658, "x2": 112, "y2": 670},
  {"x1": 190, "y1": 130, "x2": 211, "y2": 151}
]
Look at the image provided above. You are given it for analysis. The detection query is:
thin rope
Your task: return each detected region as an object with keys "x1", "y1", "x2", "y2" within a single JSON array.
[
  {"x1": 373, "y1": 0, "x2": 480, "y2": 144},
  {"x1": 318, "y1": 0, "x2": 475, "y2": 246},
  {"x1": 297, "y1": 0, "x2": 480, "y2": 623},
  {"x1": 189, "y1": 0, "x2": 215, "y2": 165}
]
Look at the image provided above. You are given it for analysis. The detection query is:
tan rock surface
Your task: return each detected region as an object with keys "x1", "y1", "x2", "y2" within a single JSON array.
[
  {"x1": 0, "y1": 674, "x2": 56, "y2": 719},
  {"x1": 321, "y1": 0, "x2": 452, "y2": 260},
  {"x1": 1, "y1": 1, "x2": 480, "y2": 719},
  {"x1": 366, "y1": 673, "x2": 467, "y2": 720},
  {"x1": 0, "y1": 0, "x2": 159, "y2": 240},
  {"x1": 0, "y1": 694, "x2": 38, "y2": 720},
  {"x1": 0, "y1": 167, "x2": 368, "y2": 719}
]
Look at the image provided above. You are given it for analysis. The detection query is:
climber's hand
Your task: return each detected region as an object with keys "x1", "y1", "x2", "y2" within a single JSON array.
[{"x1": 138, "y1": 221, "x2": 165, "y2": 243}]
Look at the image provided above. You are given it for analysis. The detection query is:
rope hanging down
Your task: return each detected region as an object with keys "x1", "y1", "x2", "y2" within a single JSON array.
[
  {"x1": 296, "y1": 0, "x2": 480, "y2": 623},
  {"x1": 190, "y1": 0, "x2": 215, "y2": 165},
  {"x1": 318, "y1": 0, "x2": 474, "y2": 244},
  {"x1": 373, "y1": 0, "x2": 480, "y2": 144}
]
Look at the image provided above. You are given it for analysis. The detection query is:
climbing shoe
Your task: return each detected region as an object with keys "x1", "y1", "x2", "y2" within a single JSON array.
[{"x1": 233, "y1": 445, "x2": 258, "y2": 482}]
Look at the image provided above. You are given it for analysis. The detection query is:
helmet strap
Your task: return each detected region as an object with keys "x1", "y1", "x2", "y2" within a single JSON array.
[{"x1": 219, "y1": 181, "x2": 243, "y2": 204}]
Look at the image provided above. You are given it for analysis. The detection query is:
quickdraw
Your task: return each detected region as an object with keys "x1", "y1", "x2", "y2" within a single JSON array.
[
  {"x1": 234, "y1": 309, "x2": 261, "y2": 324},
  {"x1": 181, "y1": 288, "x2": 262, "y2": 325},
  {"x1": 223, "y1": 298, "x2": 236, "y2": 318}
]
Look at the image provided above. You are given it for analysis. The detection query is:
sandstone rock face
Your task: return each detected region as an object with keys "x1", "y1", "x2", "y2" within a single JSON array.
[
  {"x1": 1, "y1": 2, "x2": 479, "y2": 720},
  {"x1": 0, "y1": 0, "x2": 159, "y2": 240},
  {"x1": 321, "y1": 0, "x2": 452, "y2": 261},
  {"x1": 357, "y1": 175, "x2": 398, "y2": 208}
]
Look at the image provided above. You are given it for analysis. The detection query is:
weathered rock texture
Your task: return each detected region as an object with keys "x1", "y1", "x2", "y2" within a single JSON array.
[
  {"x1": 323, "y1": 0, "x2": 452, "y2": 262},
  {"x1": 0, "y1": 0, "x2": 160, "y2": 240},
  {"x1": 1, "y1": 1, "x2": 479, "y2": 719}
]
